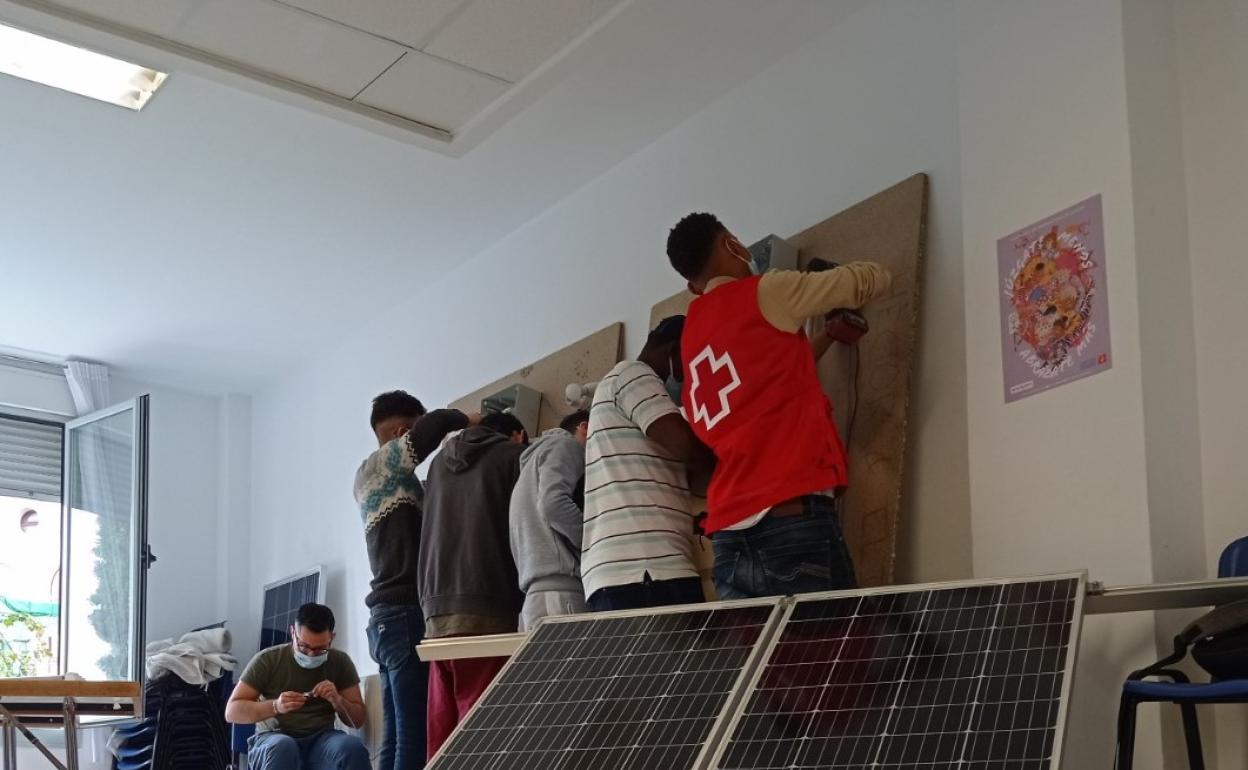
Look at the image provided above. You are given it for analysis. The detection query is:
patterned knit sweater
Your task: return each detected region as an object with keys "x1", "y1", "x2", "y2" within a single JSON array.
[{"x1": 353, "y1": 409, "x2": 469, "y2": 607}]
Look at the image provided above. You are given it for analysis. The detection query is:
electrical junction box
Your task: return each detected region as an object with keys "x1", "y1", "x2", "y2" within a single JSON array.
[
  {"x1": 747, "y1": 234, "x2": 799, "y2": 274},
  {"x1": 481, "y1": 384, "x2": 541, "y2": 439}
]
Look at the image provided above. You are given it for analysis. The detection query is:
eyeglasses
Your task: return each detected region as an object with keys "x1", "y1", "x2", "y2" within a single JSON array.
[{"x1": 294, "y1": 640, "x2": 330, "y2": 656}]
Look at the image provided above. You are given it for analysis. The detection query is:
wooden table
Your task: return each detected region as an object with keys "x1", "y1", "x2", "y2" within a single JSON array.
[{"x1": 0, "y1": 679, "x2": 141, "y2": 770}]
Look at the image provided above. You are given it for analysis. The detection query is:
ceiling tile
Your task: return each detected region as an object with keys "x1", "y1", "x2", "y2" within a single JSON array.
[
  {"x1": 424, "y1": 0, "x2": 620, "y2": 83},
  {"x1": 354, "y1": 50, "x2": 507, "y2": 131},
  {"x1": 44, "y1": 0, "x2": 197, "y2": 32},
  {"x1": 49, "y1": 0, "x2": 406, "y2": 98},
  {"x1": 271, "y1": 0, "x2": 468, "y2": 49}
]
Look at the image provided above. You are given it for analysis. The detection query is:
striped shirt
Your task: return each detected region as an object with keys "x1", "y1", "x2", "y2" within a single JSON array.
[{"x1": 581, "y1": 360, "x2": 699, "y2": 599}]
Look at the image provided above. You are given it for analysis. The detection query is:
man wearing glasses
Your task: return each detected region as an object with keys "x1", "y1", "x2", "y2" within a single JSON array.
[{"x1": 227, "y1": 603, "x2": 370, "y2": 770}]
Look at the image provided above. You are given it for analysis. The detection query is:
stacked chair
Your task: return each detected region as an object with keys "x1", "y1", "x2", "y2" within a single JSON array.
[{"x1": 112, "y1": 673, "x2": 232, "y2": 770}]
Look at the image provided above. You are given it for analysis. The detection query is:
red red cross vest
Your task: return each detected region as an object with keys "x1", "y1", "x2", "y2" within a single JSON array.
[{"x1": 681, "y1": 275, "x2": 847, "y2": 533}]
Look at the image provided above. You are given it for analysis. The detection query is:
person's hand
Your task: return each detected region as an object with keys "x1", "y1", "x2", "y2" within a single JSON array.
[
  {"x1": 275, "y1": 691, "x2": 307, "y2": 714},
  {"x1": 466, "y1": 411, "x2": 483, "y2": 426},
  {"x1": 311, "y1": 680, "x2": 340, "y2": 703}
]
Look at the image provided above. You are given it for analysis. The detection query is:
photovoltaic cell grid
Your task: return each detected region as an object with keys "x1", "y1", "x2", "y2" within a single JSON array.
[
  {"x1": 428, "y1": 604, "x2": 777, "y2": 770},
  {"x1": 259, "y1": 571, "x2": 321, "y2": 649},
  {"x1": 713, "y1": 577, "x2": 1081, "y2": 770}
]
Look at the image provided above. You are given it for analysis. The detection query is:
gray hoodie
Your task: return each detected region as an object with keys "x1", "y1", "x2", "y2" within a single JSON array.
[{"x1": 508, "y1": 428, "x2": 586, "y2": 594}]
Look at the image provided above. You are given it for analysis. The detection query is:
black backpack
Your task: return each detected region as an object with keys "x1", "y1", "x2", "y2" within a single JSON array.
[
  {"x1": 1191, "y1": 599, "x2": 1248, "y2": 680},
  {"x1": 1133, "y1": 599, "x2": 1248, "y2": 682}
]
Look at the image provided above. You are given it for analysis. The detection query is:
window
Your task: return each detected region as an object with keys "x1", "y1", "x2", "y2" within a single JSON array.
[
  {"x1": 0, "y1": 398, "x2": 149, "y2": 685},
  {"x1": 0, "y1": 414, "x2": 63, "y2": 678}
]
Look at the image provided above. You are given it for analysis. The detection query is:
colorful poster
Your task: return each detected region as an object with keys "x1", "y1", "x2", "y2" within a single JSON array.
[{"x1": 998, "y1": 194, "x2": 1111, "y2": 403}]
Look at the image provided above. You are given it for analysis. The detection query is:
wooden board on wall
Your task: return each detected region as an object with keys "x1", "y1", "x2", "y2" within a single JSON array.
[
  {"x1": 450, "y1": 324, "x2": 624, "y2": 435},
  {"x1": 649, "y1": 174, "x2": 928, "y2": 588}
]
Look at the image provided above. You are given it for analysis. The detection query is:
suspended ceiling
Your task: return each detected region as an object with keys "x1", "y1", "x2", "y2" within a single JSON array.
[{"x1": 0, "y1": 0, "x2": 628, "y2": 153}]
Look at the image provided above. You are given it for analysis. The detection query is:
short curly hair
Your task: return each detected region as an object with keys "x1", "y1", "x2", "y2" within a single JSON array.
[
  {"x1": 370, "y1": 390, "x2": 426, "y2": 429},
  {"x1": 666, "y1": 212, "x2": 726, "y2": 280}
]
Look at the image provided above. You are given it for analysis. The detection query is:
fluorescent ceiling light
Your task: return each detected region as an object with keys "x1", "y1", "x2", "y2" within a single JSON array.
[{"x1": 0, "y1": 22, "x2": 167, "y2": 110}]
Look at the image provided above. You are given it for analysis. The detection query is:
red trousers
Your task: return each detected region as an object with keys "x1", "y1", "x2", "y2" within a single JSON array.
[{"x1": 426, "y1": 655, "x2": 509, "y2": 759}]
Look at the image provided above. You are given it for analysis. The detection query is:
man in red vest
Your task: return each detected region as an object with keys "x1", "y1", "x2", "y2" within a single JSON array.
[{"x1": 665, "y1": 212, "x2": 892, "y2": 599}]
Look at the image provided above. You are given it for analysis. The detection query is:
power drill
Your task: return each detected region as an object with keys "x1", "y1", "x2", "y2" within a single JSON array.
[{"x1": 806, "y1": 258, "x2": 870, "y2": 345}]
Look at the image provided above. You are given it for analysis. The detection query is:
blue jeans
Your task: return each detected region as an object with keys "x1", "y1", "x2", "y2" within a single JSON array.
[
  {"x1": 712, "y1": 495, "x2": 857, "y2": 599},
  {"x1": 586, "y1": 574, "x2": 705, "y2": 611},
  {"x1": 248, "y1": 729, "x2": 369, "y2": 770},
  {"x1": 367, "y1": 604, "x2": 429, "y2": 770}
]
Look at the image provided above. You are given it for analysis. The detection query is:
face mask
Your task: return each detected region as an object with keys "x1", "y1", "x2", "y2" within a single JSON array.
[
  {"x1": 665, "y1": 351, "x2": 683, "y2": 406},
  {"x1": 293, "y1": 648, "x2": 328, "y2": 669},
  {"x1": 731, "y1": 242, "x2": 759, "y2": 275},
  {"x1": 665, "y1": 376, "x2": 683, "y2": 407}
]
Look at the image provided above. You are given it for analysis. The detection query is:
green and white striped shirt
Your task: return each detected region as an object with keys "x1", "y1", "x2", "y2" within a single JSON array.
[{"x1": 581, "y1": 360, "x2": 699, "y2": 599}]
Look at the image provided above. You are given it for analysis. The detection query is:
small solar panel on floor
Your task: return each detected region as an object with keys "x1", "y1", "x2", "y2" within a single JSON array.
[
  {"x1": 428, "y1": 602, "x2": 779, "y2": 770},
  {"x1": 711, "y1": 576, "x2": 1082, "y2": 770},
  {"x1": 259, "y1": 572, "x2": 321, "y2": 648}
]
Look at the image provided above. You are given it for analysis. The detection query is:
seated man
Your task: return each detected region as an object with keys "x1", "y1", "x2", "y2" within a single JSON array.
[
  {"x1": 226, "y1": 603, "x2": 369, "y2": 770},
  {"x1": 419, "y1": 412, "x2": 527, "y2": 759},
  {"x1": 509, "y1": 410, "x2": 590, "y2": 631}
]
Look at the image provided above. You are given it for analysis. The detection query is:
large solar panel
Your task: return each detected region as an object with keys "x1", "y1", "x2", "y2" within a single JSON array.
[
  {"x1": 709, "y1": 575, "x2": 1084, "y2": 770},
  {"x1": 259, "y1": 567, "x2": 323, "y2": 649},
  {"x1": 427, "y1": 600, "x2": 782, "y2": 770}
]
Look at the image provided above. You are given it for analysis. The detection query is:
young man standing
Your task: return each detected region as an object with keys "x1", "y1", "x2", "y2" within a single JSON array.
[
  {"x1": 665, "y1": 212, "x2": 892, "y2": 600},
  {"x1": 226, "y1": 604, "x2": 369, "y2": 770},
  {"x1": 509, "y1": 410, "x2": 590, "y2": 631},
  {"x1": 581, "y1": 316, "x2": 711, "y2": 611},
  {"x1": 353, "y1": 391, "x2": 477, "y2": 770},
  {"x1": 419, "y1": 412, "x2": 527, "y2": 759}
]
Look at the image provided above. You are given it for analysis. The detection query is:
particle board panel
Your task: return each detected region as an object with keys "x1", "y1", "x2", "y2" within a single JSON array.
[
  {"x1": 650, "y1": 174, "x2": 928, "y2": 590},
  {"x1": 450, "y1": 323, "x2": 623, "y2": 435}
]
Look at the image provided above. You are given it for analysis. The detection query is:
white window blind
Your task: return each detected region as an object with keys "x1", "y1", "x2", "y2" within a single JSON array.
[{"x1": 0, "y1": 413, "x2": 63, "y2": 501}]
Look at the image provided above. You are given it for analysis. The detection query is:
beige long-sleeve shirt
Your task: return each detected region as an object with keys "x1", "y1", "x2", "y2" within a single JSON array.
[{"x1": 704, "y1": 262, "x2": 893, "y2": 333}]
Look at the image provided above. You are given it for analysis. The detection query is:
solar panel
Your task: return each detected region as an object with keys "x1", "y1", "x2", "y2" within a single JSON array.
[
  {"x1": 709, "y1": 575, "x2": 1084, "y2": 770},
  {"x1": 259, "y1": 567, "x2": 323, "y2": 649},
  {"x1": 427, "y1": 600, "x2": 783, "y2": 770}
]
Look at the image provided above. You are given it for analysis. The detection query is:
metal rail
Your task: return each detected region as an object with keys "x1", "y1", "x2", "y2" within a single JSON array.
[
  {"x1": 1084, "y1": 576, "x2": 1248, "y2": 615},
  {"x1": 414, "y1": 576, "x2": 1248, "y2": 662}
]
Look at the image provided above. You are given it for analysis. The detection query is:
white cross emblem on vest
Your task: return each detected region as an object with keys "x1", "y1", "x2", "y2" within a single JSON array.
[{"x1": 688, "y1": 345, "x2": 741, "y2": 430}]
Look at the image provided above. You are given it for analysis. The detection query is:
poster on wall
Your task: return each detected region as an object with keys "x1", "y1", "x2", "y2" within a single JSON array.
[{"x1": 998, "y1": 194, "x2": 1111, "y2": 403}]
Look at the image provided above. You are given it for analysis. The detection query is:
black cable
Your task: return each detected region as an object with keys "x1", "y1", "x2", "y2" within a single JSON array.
[{"x1": 846, "y1": 345, "x2": 861, "y2": 450}]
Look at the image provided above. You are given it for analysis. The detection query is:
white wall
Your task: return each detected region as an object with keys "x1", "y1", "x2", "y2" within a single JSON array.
[
  {"x1": 1120, "y1": 0, "x2": 1225, "y2": 764},
  {"x1": 109, "y1": 377, "x2": 240, "y2": 645},
  {"x1": 954, "y1": 0, "x2": 1164, "y2": 765},
  {"x1": 1176, "y1": 0, "x2": 1248, "y2": 760},
  {"x1": 250, "y1": 0, "x2": 970, "y2": 668}
]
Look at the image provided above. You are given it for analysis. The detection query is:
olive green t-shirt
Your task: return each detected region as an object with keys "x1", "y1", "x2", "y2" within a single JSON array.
[{"x1": 239, "y1": 645, "x2": 360, "y2": 738}]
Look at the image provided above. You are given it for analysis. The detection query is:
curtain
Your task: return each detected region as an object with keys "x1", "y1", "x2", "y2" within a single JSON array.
[{"x1": 64, "y1": 360, "x2": 110, "y2": 415}]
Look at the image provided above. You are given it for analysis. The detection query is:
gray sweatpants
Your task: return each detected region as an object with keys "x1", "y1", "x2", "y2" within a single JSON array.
[{"x1": 519, "y1": 589, "x2": 587, "y2": 632}]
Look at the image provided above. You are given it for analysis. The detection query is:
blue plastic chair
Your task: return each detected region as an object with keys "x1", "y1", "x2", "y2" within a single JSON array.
[
  {"x1": 1114, "y1": 537, "x2": 1248, "y2": 770},
  {"x1": 1218, "y1": 535, "x2": 1248, "y2": 580},
  {"x1": 230, "y1": 723, "x2": 254, "y2": 769}
]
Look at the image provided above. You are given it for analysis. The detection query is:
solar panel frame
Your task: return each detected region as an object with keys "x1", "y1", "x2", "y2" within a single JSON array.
[
  {"x1": 425, "y1": 597, "x2": 787, "y2": 770},
  {"x1": 703, "y1": 572, "x2": 1086, "y2": 770},
  {"x1": 258, "y1": 565, "x2": 324, "y2": 650}
]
